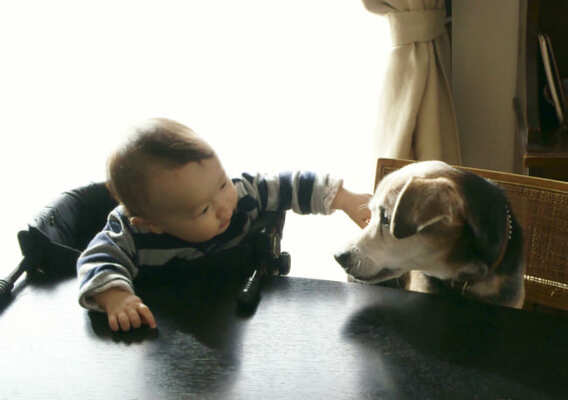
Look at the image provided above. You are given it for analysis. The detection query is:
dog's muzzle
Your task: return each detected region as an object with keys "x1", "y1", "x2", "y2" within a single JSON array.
[
  {"x1": 334, "y1": 250, "x2": 356, "y2": 273},
  {"x1": 334, "y1": 249, "x2": 404, "y2": 283}
]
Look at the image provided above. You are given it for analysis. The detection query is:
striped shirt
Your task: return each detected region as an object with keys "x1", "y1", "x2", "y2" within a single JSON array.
[{"x1": 77, "y1": 171, "x2": 342, "y2": 311}]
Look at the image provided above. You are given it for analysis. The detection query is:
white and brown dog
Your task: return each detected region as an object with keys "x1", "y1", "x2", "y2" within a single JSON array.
[{"x1": 334, "y1": 161, "x2": 525, "y2": 309}]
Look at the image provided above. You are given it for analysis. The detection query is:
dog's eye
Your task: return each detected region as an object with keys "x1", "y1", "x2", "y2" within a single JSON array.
[{"x1": 380, "y1": 207, "x2": 390, "y2": 226}]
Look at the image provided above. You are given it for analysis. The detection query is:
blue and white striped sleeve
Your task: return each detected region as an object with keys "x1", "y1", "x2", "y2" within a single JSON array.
[
  {"x1": 240, "y1": 171, "x2": 343, "y2": 215},
  {"x1": 77, "y1": 207, "x2": 138, "y2": 312}
]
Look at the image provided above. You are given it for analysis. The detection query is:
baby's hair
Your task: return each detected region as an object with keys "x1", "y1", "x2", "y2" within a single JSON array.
[{"x1": 107, "y1": 118, "x2": 214, "y2": 217}]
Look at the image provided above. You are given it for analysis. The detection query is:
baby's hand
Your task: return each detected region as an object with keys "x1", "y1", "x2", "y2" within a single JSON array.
[
  {"x1": 332, "y1": 186, "x2": 372, "y2": 228},
  {"x1": 94, "y1": 287, "x2": 157, "y2": 332}
]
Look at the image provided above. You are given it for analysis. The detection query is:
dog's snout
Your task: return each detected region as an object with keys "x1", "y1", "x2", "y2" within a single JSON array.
[{"x1": 334, "y1": 251, "x2": 353, "y2": 268}]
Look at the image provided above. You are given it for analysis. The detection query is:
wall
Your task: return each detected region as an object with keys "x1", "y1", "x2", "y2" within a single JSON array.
[{"x1": 452, "y1": 0, "x2": 521, "y2": 172}]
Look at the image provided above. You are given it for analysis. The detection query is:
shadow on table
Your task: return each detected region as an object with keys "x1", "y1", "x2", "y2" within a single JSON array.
[
  {"x1": 85, "y1": 255, "x2": 259, "y2": 397},
  {"x1": 86, "y1": 251, "x2": 256, "y2": 348},
  {"x1": 342, "y1": 289, "x2": 568, "y2": 399}
]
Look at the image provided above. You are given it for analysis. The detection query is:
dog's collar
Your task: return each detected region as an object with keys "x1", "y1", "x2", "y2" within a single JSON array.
[
  {"x1": 490, "y1": 204, "x2": 512, "y2": 272},
  {"x1": 450, "y1": 204, "x2": 512, "y2": 294}
]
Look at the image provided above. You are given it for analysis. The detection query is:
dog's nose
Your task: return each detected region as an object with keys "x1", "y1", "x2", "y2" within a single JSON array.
[{"x1": 334, "y1": 251, "x2": 353, "y2": 268}]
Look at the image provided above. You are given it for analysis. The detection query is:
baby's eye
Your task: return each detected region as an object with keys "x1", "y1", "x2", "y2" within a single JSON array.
[
  {"x1": 200, "y1": 206, "x2": 209, "y2": 216},
  {"x1": 220, "y1": 181, "x2": 227, "y2": 190}
]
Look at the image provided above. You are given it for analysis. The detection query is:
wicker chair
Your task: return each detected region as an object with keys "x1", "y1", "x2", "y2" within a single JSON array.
[{"x1": 375, "y1": 158, "x2": 568, "y2": 313}]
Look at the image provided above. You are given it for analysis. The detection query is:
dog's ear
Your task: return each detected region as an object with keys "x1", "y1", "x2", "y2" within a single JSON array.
[
  {"x1": 459, "y1": 171, "x2": 510, "y2": 269},
  {"x1": 391, "y1": 176, "x2": 463, "y2": 239}
]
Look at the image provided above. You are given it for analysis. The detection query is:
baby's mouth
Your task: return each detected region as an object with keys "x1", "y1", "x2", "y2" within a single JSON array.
[
  {"x1": 219, "y1": 219, "x2": 230, "y2": 231},
  {"x1": 219, "y1": 208, "x2": 236, "y2": 232}
]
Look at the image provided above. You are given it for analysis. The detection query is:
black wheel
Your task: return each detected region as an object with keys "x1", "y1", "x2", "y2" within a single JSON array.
[
  {"x1": 278, "y1": 252, "x2": 291, "y2": 275},
  {"x1": 237, "y1": 269, "x2": 262, "y2": 310}
]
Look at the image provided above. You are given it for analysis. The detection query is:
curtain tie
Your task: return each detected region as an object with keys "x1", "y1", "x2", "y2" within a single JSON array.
[{"x1": 388, "y1": 9, "x2": 446, "y2": 46}]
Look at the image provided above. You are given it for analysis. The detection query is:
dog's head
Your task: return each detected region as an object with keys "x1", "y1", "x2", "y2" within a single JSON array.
[{"x1": 335, "y1": 161, "x2": 513, "y2": 284}]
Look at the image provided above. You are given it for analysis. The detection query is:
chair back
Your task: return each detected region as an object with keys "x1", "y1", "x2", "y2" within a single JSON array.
[{"x1": 375, "y1": 158, "x2": 568, "y2": 312}]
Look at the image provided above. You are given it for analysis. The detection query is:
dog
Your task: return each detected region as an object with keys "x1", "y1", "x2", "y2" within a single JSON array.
[{"x1": 334, "y1": 161, "x2": 525, "y2": 309}]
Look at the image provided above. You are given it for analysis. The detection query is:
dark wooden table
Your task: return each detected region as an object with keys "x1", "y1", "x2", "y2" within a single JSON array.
[{"x1": 1, "y1": 266, "x2": 567, "y2": 400}]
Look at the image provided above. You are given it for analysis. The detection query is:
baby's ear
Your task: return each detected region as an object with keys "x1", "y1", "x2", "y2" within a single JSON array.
[{"x1": 130, "y1": 216, "x2": 164, "y2": 234}]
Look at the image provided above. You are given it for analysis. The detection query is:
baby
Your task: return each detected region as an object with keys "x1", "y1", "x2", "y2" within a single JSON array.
[{"x1": 77, "y1": 118, "x2": 371, "y2": 332}]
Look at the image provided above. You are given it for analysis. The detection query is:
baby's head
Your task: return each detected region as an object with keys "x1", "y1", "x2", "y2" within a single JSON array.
[{"x1": 107, "y1": 118, "x2": 238, "y2": 242}]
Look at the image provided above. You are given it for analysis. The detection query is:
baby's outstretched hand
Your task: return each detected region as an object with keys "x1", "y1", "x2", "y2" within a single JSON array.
[
  {"x1": 94, "y1": 287, "x2": 157, "y2": 332},
  {"x1": 332, "y1": 186, "x2": 372, "y2": 228}
]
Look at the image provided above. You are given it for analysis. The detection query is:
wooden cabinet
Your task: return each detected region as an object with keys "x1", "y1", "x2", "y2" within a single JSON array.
[{"x1": 519, "y1": 0, "x2": 568, "y2": 181}]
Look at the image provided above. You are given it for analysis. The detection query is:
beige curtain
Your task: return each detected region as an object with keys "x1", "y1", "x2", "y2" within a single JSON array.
[{"x1": 363, "y1": 0, "x2": 462, "y2": 164}]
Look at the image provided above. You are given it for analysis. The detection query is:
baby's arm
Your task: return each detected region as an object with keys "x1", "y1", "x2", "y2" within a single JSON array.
[
  {"x1": 77, "y1": 207, "x2": 156, "y2": 331},
  {"x1": 331, "y1": 185, "x2": 372, "y2": 228},
  {"x1": 241, "y1": 171, "x2": 371, "y2": 226}
]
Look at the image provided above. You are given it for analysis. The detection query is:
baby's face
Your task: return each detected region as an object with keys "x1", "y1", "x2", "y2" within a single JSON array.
[{"x1": 144, "y1": 155, "x2": 238, "y2": 243}]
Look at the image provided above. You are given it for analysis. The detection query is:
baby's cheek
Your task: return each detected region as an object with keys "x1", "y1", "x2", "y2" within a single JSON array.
[{"x1": 230, "y1": 186, "x2": 238, "y2": 208}]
